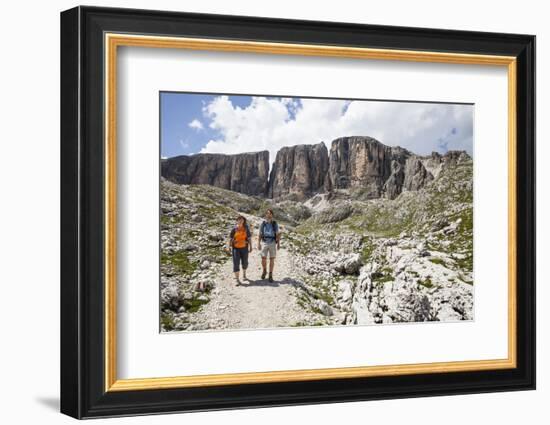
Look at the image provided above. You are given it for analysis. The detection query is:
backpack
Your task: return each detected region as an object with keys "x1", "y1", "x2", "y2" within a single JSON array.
[{"x1": 260, "y1": 220, "x2": 278, "y2": 242}]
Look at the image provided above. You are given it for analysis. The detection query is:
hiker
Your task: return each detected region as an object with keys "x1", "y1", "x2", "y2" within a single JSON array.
[
  {"x1": 228, "y1": 215, "x2": 252, "y2": 285},
  {"x1": 258, "y1": 208, "x2": 281, "y2": 282}
]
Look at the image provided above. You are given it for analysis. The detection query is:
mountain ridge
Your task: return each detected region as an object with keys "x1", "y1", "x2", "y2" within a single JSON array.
[{"x1": 161, "y1": 136, "x2": 470, "y2": 200}]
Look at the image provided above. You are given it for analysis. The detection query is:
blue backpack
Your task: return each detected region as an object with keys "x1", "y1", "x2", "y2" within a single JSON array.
[{"x1": 260, "y1": 220, "x2": 278, "y2": 242}]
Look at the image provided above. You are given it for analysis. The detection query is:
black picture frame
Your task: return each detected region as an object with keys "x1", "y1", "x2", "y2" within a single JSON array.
[{"x1": 60, "y1": 5, "x2": 535, "y2": 419}]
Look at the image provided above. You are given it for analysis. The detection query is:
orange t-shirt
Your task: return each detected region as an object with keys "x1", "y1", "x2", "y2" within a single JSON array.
[{"x1": 233, "y1": 227, "x2": 248, "y2": 248}]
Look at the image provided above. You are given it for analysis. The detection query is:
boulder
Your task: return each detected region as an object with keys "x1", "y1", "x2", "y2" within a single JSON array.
[
  {"x1": 311, "y1": 203, "x2": 353, "y2": 224},
  {"x1": 333, "y1": 253, "x2": 362, "y2": 275},
  {"x1": 315, "y1": 300, "x2": 333, "y2": 316},
  {"x1": 338, "y1": 280, "x2": 354, "y2": 302}
]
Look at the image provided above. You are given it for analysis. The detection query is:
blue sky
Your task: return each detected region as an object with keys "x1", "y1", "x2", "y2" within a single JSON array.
[
  {"x1": 161, "y1": 92, "x2": 251, "y2": 158},
  {"x1": 160, "y1": 92, "x2": 473, "y2": 161}
]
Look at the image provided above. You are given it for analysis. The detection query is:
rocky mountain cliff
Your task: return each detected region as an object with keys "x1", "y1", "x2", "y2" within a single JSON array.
[
  {"x1": 268, "y1": 142, "x2": 329, "y2": 200},
  {"x1": 326, "y1": 136, "x2": 437, "y2": 199},
  {"x1": 161, "y1": 151, "x2": 269, "y2": 197},
  {"x1": 161, "y1": 137, "x2": 470, "y2": 201}
]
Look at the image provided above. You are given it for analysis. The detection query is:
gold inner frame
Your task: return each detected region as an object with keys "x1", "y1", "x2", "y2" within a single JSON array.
[{"x1": 104, "y1": 33, "x2": 517, "y2": 392}]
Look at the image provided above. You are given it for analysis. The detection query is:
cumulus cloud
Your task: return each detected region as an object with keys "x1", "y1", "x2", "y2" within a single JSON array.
[
  {"x1": 199, "y1": 95, "x2": 473, "y2": 163},
  {"x1": 188, "y1": 118, "x2": 204, "y2": 131}
]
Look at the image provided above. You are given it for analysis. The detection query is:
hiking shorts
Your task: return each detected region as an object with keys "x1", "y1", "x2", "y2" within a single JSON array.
[
  {"x1": 260, "y1": 241, "x2": 277, "y2": 258},
  {"x1": 232, "y1": 247, "x2": 249, "y2": 272}
]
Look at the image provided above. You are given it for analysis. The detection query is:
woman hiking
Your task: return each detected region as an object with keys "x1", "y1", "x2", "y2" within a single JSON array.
[{"x1": 228, "y1": 215, "x2": 252, "y2": 285}]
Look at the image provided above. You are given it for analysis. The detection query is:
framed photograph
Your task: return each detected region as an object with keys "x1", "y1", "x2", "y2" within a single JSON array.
[{"x1": 60, "y1": 5, "x2": 536, "y2": 419}]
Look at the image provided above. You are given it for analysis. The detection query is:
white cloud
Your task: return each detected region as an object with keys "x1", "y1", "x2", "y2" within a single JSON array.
[
  {"x1": 188, "y1": 118, "x2": 204, "y2": 131},
  {"x1": 199, "y1": 96, "x2": 473, "y2": 163}
]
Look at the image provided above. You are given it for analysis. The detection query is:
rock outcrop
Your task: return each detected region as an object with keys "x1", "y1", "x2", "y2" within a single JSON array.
[
  {"x1": 161, "y1": 137, "x2": 469, "y2": 201},
  {"x1": 161, "y1": 151, "x2": 269, "y2": 197},
  {"x1": 268, "y1": 142, "x2": 329, "y2": 200},
  {"x1": 403, "y1": 156, "x2": 434, "y2": 191},
  {"x1": 326, "y1": 136, "x2": 436, "y2": 199},
  {"x1": 421, "y1": 150, "x2": 471, "y2": 178}
]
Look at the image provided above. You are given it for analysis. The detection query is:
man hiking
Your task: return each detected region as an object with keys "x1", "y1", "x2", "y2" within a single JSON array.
[{"x1": 258, "y1": 209, "x2": 281, "y2": 282}]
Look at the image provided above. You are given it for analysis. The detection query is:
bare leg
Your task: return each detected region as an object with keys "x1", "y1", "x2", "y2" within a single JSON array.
[
  {"x1": 261, "y1": 257, "x2": 267, "y2": 272},
  {"x1": 269, "y1": 258, "x2": 275, "y2": 273}
]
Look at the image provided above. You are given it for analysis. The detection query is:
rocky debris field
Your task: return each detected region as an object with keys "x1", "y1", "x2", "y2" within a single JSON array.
[{"x1": 160, "y1": 155, "x2": 473, "y2": 332}]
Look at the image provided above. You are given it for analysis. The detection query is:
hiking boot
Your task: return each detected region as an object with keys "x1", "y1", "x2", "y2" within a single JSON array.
[
  {"x1": 261, "y1": 270, "x2": 267, "y2": 280},
  {"x1": 268, "y1": 273, "x2": 273, "y2": 283}
]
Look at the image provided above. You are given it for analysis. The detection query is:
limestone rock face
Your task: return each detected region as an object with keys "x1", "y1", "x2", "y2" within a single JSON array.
[
  {"x1": 161, "y1": 137, "x2": 463, "y2": 201},
  {"x1": 268, "y1": 142, "x2": 329, "y2": 200},
  {"x1": 422, "y1": 150, "x2": 471, "y2": 178},
  {"x1": 326, "y1": 136, "x2": 434, "y2": 199},
  {"x1": 441, "y1": 150, "x2": 471, "y2": 166},
  {"x1": 161, "y1": 151, "x2": 270, "y2": 197},
  {"x1": 383, "y1": 160, "x2": 406, "y2": 200},
  {"x1": 403, "y1": 156, "x2": 434, "y2": 191}
]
